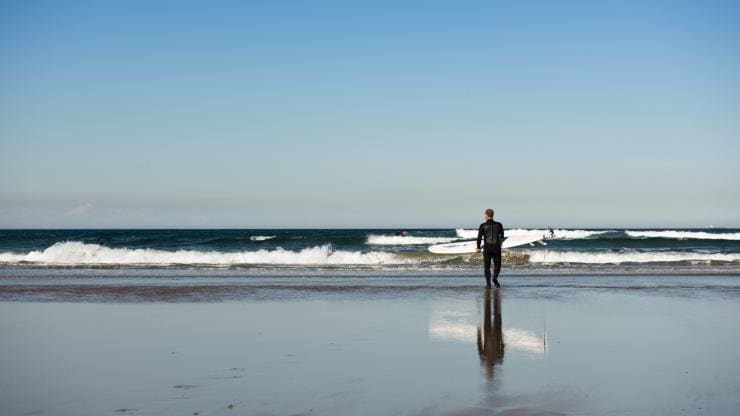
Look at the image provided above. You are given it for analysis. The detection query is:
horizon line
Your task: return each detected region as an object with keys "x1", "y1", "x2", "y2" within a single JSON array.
[{"x1": 0, "y1": 225, "x2": 737, "y2": 230}]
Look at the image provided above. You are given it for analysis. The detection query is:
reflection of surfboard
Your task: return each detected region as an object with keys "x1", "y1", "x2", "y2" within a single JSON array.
[{"x1": 428, "y1": 234, "x2": 544, "y2": 254}]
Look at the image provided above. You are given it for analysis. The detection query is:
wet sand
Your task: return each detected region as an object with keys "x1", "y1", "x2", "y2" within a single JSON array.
[{"x1": 1, "y1": 275, "x2": 739, "y2": 415}]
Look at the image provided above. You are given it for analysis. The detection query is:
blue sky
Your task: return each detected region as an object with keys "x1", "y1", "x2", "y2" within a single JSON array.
[{"x1": 1, "y1": 0, "x2": 739, "y2": 228}]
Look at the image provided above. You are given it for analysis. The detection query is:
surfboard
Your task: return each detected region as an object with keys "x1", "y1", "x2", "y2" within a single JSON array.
[{"x1": 428, "y1": 234, "x2": 544, "y2": 254}]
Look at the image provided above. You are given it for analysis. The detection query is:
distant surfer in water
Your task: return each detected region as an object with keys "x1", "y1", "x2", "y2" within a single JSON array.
[{"x1": 475, "y1": 208, "x2": 505, "y2": 288}]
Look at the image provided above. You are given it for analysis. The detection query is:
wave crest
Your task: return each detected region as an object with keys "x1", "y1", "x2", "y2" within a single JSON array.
[
  {"x1": 0, "y1": 242, "x2": 407, "y2": 266},
  {"x1": 523, "y1": 250, "x2": 740, "y2": 264},
  {"x1": 455, "y1": 228, "x2": 607, "y2": 240},
  {"x1": 626, "y1": 230, "x2": 740, "y2": 241},
  {"x1": 366, "y1": 235, "x2": 458, "y2": 245}
]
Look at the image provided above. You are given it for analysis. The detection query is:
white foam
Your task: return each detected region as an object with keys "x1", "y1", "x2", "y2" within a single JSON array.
[
  {"x1": 250, "y1": 235, "x2": 276, "y2": 241},
  {"x1": 366, "y1": 235, "x2": 458, "y2": 245},
  {"x1": 455, "y1": 229, "x2": 478, "y2": 239},
  {"x1": 524, "y1": 250, "x2": 740, "y2": 264},
  {"x1": 0, "y1": 242, "x2": 407, "y2": 266},
  {"x1": 626, "y1": 230, "x2": 740, "y2": 241},
  {"x1": 456, "y1": 228, "x2": 607, "y2": 240}
]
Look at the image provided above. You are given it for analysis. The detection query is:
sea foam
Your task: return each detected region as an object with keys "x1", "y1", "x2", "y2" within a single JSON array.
[
  {"x1": 0, "y1": 241, "x2": 406, "y2": 266},
  {"x1": 625, "y1": 230, "x2": 740, "y2": 241},
  {"x1": 523, "y1": 250, "x2": 740, "y2": 264},
  {"x1": 456, "y1": 228, "x2": 607, "y2": 240},
  {"x1": 250, "y1": 235, "x2": 276, "y2": 241},
  {"x1": 366, "y1": 235, "x2": 458, "y2": 245}
]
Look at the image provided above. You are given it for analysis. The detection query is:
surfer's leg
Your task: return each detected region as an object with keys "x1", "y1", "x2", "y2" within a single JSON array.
[
  {"x1": 483, "y1": 246, "x2": 492, "y2": 287},
  {"x1": 492, "y1": 245, "x2": 502, "y2": 288}
]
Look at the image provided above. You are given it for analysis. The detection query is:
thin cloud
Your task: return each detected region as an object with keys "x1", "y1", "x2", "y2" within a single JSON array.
[{"x1": 68, "y1": 202, "x2": 95, "y2": 215}]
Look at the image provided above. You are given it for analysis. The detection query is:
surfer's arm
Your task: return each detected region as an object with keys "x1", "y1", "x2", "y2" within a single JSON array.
[
  {"x1": 476, "y1": 224, "x2": 484, "y2": 250},
  {"x1": 499, "y1": 223, "x2": 505, "y2": 240}
]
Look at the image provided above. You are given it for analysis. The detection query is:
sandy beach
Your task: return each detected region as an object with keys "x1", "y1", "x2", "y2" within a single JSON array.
[{"x1": 1, "y1": 273, "x2": 739, "y2": 415}]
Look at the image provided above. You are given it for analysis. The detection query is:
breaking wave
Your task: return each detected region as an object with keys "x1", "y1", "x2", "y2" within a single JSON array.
[
  {"x1": 523, "y1": 250, "x2": 740, "y2": 264},
  {"x1": 625, "y1": 230, "x2": 740, "y2": 241},
  {"x1": 366, "y1": 235, "x2": 458, "y2": 245},
  {"x1": 0, "y1": 242, "x2": 407, "y2": 266},
  {"x1": 455, "y1": 228, "x2": 608, "y2": 240},
  {"x1": 250, "y1": 235, "x2": 276, "y2": 241},
  {"x1": 1, "y1": 237, "x2": 738, "y2": 269}
]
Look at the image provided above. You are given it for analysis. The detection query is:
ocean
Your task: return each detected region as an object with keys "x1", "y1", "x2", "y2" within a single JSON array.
[
  {"x1": 1, "y1": 228, "x2": 739, "y2": 274},
  {"x1": 3, "y1": 229, "x2": 740, "y2": 414}
]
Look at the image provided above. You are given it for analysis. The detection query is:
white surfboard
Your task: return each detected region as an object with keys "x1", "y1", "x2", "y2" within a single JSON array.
[{"x1": 428, "y1": 234, "x2": 544, "y2": 254}]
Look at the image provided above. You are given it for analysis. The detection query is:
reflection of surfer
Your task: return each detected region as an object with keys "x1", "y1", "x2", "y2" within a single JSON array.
[{"x1": 477, "y1": 288, "x2": 504, "y2": 381}]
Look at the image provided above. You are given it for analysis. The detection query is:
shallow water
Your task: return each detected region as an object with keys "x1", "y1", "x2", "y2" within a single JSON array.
[{"x1": 1, "y1": 275, "x2": 739, "y2": 415}]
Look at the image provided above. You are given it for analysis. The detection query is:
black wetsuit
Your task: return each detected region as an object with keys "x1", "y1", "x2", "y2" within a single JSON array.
[{"x1": 476, "y1": 219, "x2": 504, "y2": 287}]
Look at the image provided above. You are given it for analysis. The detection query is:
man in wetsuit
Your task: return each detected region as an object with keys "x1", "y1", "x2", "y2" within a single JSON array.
[{"x1": 475, "y1": 208, "x2": 504, "y2": 288}]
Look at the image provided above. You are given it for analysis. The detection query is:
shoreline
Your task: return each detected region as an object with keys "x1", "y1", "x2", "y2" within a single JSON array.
[
  {"x1": 2, "y1": 264, "x2": 740, "y2": 276},
  {"x1": 2, "y1": 277, "x2": 739, "y2": 415},
  {"x1": 2, "y1": 273, "x2": 739, "y2": 303}
]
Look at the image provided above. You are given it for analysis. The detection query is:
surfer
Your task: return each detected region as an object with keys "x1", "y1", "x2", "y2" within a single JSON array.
[{"x1": 475, "y1": 208, "x2": 504, "y2": 288}]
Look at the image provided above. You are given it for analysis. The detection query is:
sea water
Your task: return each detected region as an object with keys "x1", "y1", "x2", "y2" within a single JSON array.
[{"x1": 0, "y1": 228, "x2": 739, "y2": 274}]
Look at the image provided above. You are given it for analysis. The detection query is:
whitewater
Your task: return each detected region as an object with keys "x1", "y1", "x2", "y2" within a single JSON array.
[
  {"x1": 0, "y1": 242, "x2": 406, "y2": 266},
  {"x1": 0, "y1": 228, "x2": 738, "y2": 271}
]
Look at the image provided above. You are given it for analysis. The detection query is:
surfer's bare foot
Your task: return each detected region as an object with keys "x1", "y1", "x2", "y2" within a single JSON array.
[{"x1": 493, "y1": 279, "x2": 501, "y2": 288}]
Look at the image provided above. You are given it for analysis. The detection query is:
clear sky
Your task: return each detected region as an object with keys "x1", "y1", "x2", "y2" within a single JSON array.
[{"x1": 1, "y1": 0, "x2": 739, "y2": 228}]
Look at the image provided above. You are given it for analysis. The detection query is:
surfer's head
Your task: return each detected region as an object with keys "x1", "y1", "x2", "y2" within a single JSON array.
[{"x1": 485, "y1": 208, "x2": 494, "y2": 219}]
